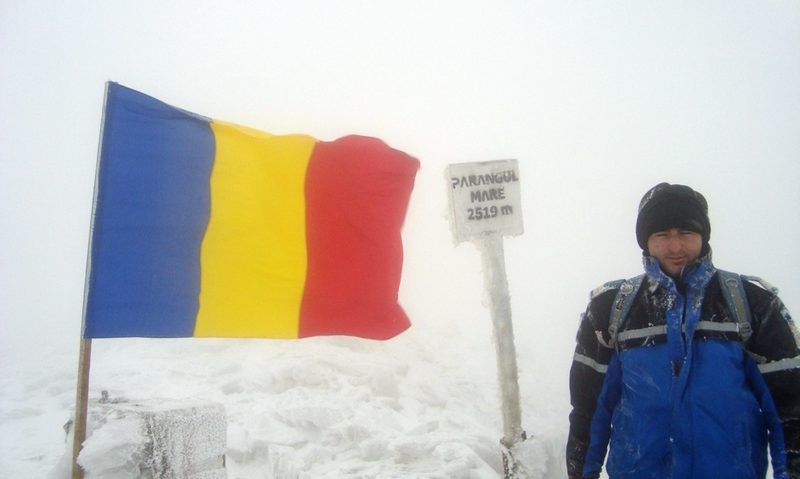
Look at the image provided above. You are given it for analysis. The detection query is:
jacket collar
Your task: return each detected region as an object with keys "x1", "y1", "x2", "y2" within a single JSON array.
[{"x1": 643, "y1": 254, "x2": 716, "y2": 293}]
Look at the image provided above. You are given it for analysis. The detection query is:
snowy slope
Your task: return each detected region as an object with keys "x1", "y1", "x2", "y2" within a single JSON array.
[{"x1": 1, "y1": 323, "x2": 571, "y2": 478}]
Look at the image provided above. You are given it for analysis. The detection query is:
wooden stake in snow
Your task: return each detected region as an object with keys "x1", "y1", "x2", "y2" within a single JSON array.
[
  {"x1": 478, "y1": 236, "x2": 524, "y2": 444},
  {"x1": 446, "y1": 159, "x2": 527, "y2": 477}
]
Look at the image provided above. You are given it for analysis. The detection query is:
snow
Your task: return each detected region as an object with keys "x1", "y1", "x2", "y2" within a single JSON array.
[
  {"x1": 1, "y1": 322, "x2": 571, "y2": 478},
  {"x1": 75, "y1": 413, "x2": 149, "y2": 478},
  {"x1": 73, "y1": 398, "x2": 226, "y2": 478}
]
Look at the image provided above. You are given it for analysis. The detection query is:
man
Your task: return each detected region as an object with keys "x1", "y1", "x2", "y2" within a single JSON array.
[{"x1": 566, "y1": 183, "x2": 800, "y2": 478}]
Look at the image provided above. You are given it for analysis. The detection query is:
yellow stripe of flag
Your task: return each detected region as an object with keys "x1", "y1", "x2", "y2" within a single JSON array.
[{"x1": 195, "y1": 121, "x2": 317, "y2": 338}]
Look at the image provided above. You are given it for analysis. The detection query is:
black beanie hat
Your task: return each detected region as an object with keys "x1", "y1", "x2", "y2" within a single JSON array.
[{"x1": 635, "y1": 183, "x2": 711, "y2": 254}]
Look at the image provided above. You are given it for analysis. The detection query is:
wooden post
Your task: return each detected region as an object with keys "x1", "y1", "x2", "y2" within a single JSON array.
[
  {"x1": 478, "y1": 236, "x2": 524, "y2": 447},
  {"x1": 446, "y1": 160, "x2": 526, "y2": 477},
  {"x1": 71, "y1": 82, "x2": 108, "y2": 479},
  {"x1": 71, "y1": 338, "x2": 92, "y2": 479}
]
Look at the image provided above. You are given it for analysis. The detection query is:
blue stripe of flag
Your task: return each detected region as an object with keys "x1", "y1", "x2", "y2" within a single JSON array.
[{"x1": 84, "y1": 82, "x2": 215, "y2": 338}]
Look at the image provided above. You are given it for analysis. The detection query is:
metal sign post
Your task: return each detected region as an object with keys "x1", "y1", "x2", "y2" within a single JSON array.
[{"x1": 446, "y1": 159, "x2": 527, "y2": 478}]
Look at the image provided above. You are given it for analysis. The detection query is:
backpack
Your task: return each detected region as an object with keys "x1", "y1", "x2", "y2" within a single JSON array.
[{"x1": 605, "y1": 270, "x2": 779, "y2": 350}]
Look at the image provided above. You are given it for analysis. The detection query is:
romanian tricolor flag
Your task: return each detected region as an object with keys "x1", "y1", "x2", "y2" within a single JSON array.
[{"x1": 83, "y1": 82, "x2": 419, "y2": 340}]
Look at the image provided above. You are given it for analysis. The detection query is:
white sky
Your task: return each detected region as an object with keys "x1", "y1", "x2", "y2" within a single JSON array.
[{"x1": 1, "y1": 1, "x2": 799, "y2": 394}]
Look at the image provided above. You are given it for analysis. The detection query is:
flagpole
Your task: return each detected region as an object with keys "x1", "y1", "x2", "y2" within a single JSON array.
[
  {"x1": 71, "y1": 81, "x2": 110, "y2": 479},
  {"x1": 71, "y1": 338, "x2": 92, "y2": 479}
]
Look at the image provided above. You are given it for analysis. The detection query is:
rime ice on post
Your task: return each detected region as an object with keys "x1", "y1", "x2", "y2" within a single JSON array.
[{"x1": 446, "y1": 160, "x2": 528, "y2": 478}]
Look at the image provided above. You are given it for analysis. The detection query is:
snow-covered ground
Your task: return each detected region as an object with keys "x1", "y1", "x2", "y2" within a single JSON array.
[{"x1": 1, "y1": 321, "x2": 570, "y2": 478}]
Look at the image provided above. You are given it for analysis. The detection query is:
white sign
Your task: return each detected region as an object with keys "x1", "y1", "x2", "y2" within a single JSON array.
[{"x1": 447, "y1": 159, "x2": 524, "y2": 242}]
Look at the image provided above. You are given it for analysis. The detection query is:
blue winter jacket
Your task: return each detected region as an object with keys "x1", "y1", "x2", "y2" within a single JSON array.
[{"x1": 567, "y1": 257, "x2": 800, "y2": 479}]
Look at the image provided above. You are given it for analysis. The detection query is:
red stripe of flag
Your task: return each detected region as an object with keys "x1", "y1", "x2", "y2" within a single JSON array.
[{"x1": 299, "y1": 135, "x2": 419, "y2": 339}]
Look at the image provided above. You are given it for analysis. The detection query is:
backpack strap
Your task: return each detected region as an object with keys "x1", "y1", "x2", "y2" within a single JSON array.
[
  {"x1": 717, "y1": 269, "x2": 753, "y2": 342},
  {"x1": 608, "y1": 274, "x2": 645, "y2": 350},
  {"x1": 741, "y1": 275, "x2": 779, "y2": 295},
  {"x1": 607, "y1": 270, "x2": 757, "y2": 349}
]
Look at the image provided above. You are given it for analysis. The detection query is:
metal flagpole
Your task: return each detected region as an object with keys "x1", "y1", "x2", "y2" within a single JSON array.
[{"x1": 71, "y1": 81, "x2": 110, "y2": 479}]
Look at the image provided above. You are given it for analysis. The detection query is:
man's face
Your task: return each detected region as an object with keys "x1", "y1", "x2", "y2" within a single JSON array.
[{"x1": 646, "y1": 228, "x2": 703, "y2": 278}]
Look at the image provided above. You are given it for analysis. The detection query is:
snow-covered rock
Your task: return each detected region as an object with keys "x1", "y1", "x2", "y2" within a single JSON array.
[{"x1": 76, "y1": 396, "x2": 226, "y2": 478}]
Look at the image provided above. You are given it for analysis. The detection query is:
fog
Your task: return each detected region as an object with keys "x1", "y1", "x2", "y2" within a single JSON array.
[{"x1": 1, "y1": 2, "x2": 798, "y2": 474}]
